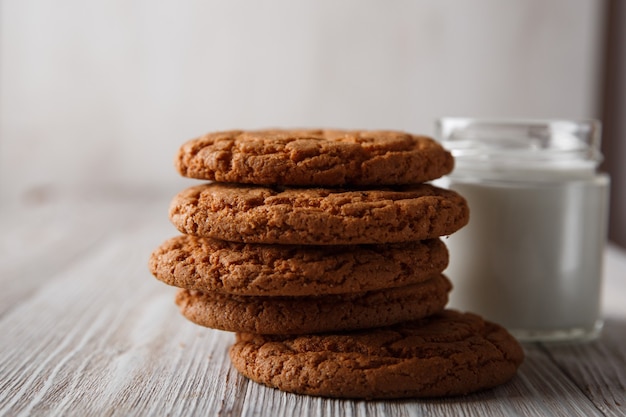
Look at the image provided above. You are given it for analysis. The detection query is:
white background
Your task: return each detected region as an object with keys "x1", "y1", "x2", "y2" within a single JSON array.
[{"x1": 1, "y1": 0, "x2": 606, "y2": 204}]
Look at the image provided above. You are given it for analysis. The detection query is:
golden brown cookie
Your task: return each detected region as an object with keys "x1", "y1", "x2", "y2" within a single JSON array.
[
  {"x1": 169, "y1": 183, "x2": 469, "y2": 245},
  {"x1": 149, "y1": 235, "x2": 448, "y2": 296},
  {"x1": 229, "y1": 309, "x2": 524, "y2": 399},
  {"x1": 175, "y1": 129, "x2": 454, "y2": 186},
  {"x1": 175, "y1": 274, "x2": 452, "y2": 334}
]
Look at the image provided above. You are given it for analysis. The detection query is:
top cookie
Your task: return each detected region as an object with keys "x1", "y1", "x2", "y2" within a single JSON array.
[{"x1": 175, "y1": 129, "x2": 454, "y2": 186}]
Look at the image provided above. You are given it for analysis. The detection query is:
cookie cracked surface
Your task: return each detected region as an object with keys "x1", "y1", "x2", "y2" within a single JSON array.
[
  {"x1": 149, "y1": 235, "x2": 448, "y2": 296},
  {"x1": 169, "y1": 183, "x2": 469, "y2": 245},
  {"x1": 175, "y1": 274, "x2": 452, "y2": 334},
  {"x1": 175, "y1": 129, "x2": 454, "y2": 186},
  {"x1": 229, "y1": 309, "x2": 524, "y2": 399}
]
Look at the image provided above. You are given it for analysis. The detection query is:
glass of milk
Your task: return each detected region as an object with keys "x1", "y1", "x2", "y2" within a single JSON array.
[{"x1": 435, "y1": 118, "x2": 610, "y2": 342}]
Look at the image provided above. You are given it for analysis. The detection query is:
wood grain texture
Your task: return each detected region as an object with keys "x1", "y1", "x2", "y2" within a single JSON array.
[
  {"x1": 541, "y1": 321, "x2": 626, "y2": 417},
  {"x1": 1, "y1": 199, "x2": 624, "y2": 417}
]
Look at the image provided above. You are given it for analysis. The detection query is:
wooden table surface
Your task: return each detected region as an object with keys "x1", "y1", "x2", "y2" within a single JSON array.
[{"x1": 1, "y1": 196, "x2": 625, "y2": 417}]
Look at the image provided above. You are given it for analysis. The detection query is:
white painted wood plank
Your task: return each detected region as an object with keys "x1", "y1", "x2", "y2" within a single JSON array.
[
  {"x1": 0, "y1": 205, "x2": 107, "y2": 318},
  {"x1": 0, "y1": 202, "x2": 181, "y2": 416},
  {"x1": 0, "y1": 200, "x2": 172, "y2": 317},
  {"x1": 540, "y1": 320, "x2": 626, "y2": 417}
]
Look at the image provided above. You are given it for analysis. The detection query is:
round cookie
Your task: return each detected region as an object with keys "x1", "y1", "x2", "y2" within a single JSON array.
[
  {"x1": 175, "y1": 129, "x2": 454, "y2": 186},
  {"x1": 175, "y1": 274, "x2": 452, "y2": 334},
  {"x1": 169, "y1": 183, "x2": 469, "y2": 245},
  {"x1": 149, "y1": 235, "x2": 449, "y2": 296},
  {"x1": 229, "y1": 309, "x2": 525, "y2": 399}
]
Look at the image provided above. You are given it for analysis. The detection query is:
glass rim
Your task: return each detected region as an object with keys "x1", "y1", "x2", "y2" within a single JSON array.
[
  {"x1": 434, "y1": 117, "x2": 603, "y2": 164},
  {"x1": 436, "y1": 117, "x2": 601, "y2": 133}
]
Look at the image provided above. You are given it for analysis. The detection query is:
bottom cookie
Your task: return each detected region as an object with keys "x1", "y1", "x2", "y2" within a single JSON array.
[
  {"x1": 229, "y1": 310, "x2": 524, "y2": 399},
  {"x1": 175, "y1": 274, "x2": 451, "y2": 334}
]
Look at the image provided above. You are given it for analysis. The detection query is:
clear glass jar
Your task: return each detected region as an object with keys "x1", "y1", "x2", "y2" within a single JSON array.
[{"x1": 435, "y1": 118, "x2": 610, "y2": 342}]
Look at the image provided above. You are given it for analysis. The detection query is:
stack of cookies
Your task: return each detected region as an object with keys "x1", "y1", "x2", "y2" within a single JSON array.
[{"x1": 149, "y1": 129, "x2": 524, "y2": 399}]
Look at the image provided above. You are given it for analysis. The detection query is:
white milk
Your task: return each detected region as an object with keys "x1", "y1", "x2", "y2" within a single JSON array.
[{"x1": 436, "y1": 118, "x2": 610, "y2": 342}]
